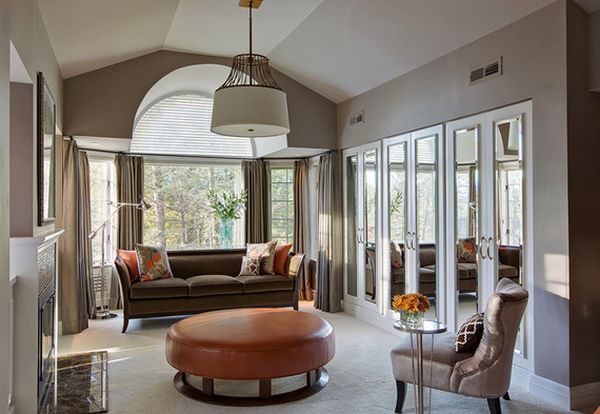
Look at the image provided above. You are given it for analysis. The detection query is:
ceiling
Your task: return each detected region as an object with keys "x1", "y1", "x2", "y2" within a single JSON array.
[{"x1": 39, "y1": 0, "x2": 572, "y2": 103}]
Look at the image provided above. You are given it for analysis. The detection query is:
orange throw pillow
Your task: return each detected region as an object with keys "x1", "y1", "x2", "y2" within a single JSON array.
[
  {"x1": 274, "y1": 243, "x2": 293, "y2": 275},
  {"x1": 117, "y1": 249, "x2": 140, "y2": 283}
]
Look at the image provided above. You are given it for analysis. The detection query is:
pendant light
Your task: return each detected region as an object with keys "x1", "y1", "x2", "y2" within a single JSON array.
[{"x1": 211, "y1": 0, "x2": 290, "y2": 138}]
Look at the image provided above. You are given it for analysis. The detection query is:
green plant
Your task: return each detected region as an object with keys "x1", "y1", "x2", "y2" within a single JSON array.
[
  {"x1": 390, "y1": 191, "x2": 404, "y2": 215},
  {"x1": 207, "y1": 189, "x2": 247, "y2": 221}
]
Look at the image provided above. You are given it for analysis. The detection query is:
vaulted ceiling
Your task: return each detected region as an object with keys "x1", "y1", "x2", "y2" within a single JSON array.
[{"x1": 39, "y1": 0, "x2": 587, "y2": 103}]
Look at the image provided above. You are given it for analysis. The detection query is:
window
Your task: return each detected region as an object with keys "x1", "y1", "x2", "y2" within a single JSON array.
[
  {"x1": 271, "y1": 167, "x2": 294, "y2": 244},
  {"x1": 143, "y1": 162, "x2": 244, "y2": 250},
  {"x1": 89, "y1": 158, "x2": 117, "y2": 265},
  {"x1": 456, "y1": 168, "x2": 471, "y2": 239},
  {"x1": 498, "y1": 165, "x2": 522, "y2": 246}
]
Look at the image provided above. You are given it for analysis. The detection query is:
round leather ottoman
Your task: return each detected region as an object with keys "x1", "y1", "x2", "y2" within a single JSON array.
[{"x1": 165, "y1": 308, "x2": 335, "y2": 406}]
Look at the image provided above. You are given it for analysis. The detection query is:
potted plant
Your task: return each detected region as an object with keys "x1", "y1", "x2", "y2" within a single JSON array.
[
  {"x1": 207, "y1": 189, "x2": 247, "y2": 248},
  {"x1": 392, "y1": 293, "x2": 431, "y2": 328}
]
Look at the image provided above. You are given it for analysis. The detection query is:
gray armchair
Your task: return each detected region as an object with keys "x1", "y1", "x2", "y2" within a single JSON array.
[{"x1": 390, "y1": 278, "x2": 528, "y2": 413}]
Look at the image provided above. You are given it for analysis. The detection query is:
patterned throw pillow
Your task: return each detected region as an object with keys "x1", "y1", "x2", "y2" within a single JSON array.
[
  {"x1": 246, "y1": 241, "x2": 277, "y2": 274},
  {"x1": 239, "y1": 256, "x2": 261, "y2": 276},
  {"x1": 457, "y1": 238, "x2": 477, "y2": 263},
  {"x1": 455, "y1": 312, "x2": 485, "y2": 353},
  {"x1": 135, "y1": 244, "x2": 174, "y2": 282}
]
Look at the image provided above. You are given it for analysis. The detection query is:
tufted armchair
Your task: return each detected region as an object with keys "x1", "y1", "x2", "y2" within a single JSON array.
[{"x1": 390, "y1": 278, "x2": 528, "y2": 413}]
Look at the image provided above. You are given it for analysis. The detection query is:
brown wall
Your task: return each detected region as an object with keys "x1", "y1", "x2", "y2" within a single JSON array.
[
  {"x1": 590, "y1": 9, "x2": 600, "y2": 92},
  {"x1": 566, "y1": 1, "x2": 600, "y2": 387},
  {"x1": 63, "y1": 50, "x2": 337, "y2": 150},
  {"x1": 9, "y1": 82, "x2": 34, "y2": 237},
  {"x1": 338, "y1": 1, "x2": 571, "y2": 385}
]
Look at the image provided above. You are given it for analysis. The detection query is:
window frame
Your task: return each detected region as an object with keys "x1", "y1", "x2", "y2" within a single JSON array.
[{"x1": 270, "y1": 164, "x2": 295, "y2": 244}]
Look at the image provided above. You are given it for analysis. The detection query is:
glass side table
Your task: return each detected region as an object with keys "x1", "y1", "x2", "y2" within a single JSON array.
[{"x1": 393, "y1": 319, "x2": 447, "y2": 414}]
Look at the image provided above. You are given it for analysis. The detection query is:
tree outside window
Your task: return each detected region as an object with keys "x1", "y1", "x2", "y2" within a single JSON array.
[{"x1": 271, "y1": 168, "x2": 294, "y2": 244}]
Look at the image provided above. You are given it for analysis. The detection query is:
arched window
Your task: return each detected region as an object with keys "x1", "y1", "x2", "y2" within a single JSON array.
[{"x1": 131, "y1": 94, "x2": 254, "y2": 158}]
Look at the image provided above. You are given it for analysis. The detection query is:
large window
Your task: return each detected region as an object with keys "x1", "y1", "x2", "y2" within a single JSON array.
[
  {"x1": 89, "y1": 158, "x2": 117, "y2": 265},
  {"x1": 271, "y1": 167, "x2": 294, "y2": 244},
  {"x1": 143, "y1": 162, "x2": 244, "y2": 250}
]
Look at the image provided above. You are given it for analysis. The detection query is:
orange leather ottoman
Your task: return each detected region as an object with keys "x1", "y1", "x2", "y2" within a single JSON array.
[{"x1": 165, "y1": 308, "x2": 335, "y2": 405}]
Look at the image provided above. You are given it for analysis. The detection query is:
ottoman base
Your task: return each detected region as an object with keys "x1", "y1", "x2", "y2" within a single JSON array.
[{"x1": 174, "y1": 368, "x2": 329, "y2": 406}]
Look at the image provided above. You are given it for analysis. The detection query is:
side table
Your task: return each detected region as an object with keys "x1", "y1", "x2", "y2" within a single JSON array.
[{"x1": 393, "y1": 319, "x2": 447, "y2": 414}]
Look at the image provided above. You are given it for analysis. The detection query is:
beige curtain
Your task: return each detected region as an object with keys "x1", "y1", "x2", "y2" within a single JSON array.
[
  {"x1": 59, "y1": 140, "x2": 95, "y2": 334},
  {"x1": 315, "y1": 151, "x2": 344, "y2": 312},
  {"x1": 243, "y1": 159, "x2": 271, "y2": 243},
  {"x1": 294, "y1": 159, "x2": 313, "y2": 301}
]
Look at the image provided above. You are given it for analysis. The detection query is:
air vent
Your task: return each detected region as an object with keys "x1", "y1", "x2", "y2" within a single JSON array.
[
  {"x1": 349, "y1": 110, "x2": 364, "y2": 126},
  {"x1": 469, "y1": 57, "x2": 502, "y2": 86}
]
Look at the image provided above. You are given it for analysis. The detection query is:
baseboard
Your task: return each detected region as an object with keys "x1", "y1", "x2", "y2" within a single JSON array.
[
  {"x1": 571, "y1": 381, "x2": 600, "y2": 410},
  {"x1": 343, "y1": 301, "x2": 402, "y2": 338},
  {"x1": 511, "y1": 364, "x2": 533, "y2": 390},
  {"x1": 529, "y1": 374, "x2": 571, "y2": 410}
]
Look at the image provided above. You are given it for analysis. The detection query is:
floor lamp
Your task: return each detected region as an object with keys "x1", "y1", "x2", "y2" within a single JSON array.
[{"x1": 89, "y1": 199, "x2": 152, "y2": 319}]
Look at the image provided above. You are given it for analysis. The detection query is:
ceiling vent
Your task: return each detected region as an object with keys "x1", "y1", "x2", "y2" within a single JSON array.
[
  {"x1": 349, "y1": 110, "x2": 364, "y2": 126},
  {"x1": 469, "y1": 57, "x2": 502, "y2": 86}
]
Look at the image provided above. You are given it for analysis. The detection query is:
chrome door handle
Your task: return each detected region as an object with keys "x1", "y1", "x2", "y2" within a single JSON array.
[
  {"x1": 405, "y1": 233, "x2": 411, "y2": 250},
  {"x1": 411, "y1": 233, "x2": 417, "y2": 250},
  {"x1": 487, "y1": 237, "x2": 494, "y2": 260},
  {"x1": 479, "y1": 236, "x2": 487, "y2": 260}
]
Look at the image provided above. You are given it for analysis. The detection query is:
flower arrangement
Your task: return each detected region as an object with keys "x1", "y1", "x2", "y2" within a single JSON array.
[
  {"x1": 207, "y1": 189, "x2": 247, "y2": 221},
  {"x1": 392, "y1": 293, "x2": 431, "y2": 327}
]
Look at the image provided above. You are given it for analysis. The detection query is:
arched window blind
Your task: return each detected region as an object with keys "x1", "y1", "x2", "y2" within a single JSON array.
[{"x1": 131, "y1": 94, "x2": 254, "y2": 158}]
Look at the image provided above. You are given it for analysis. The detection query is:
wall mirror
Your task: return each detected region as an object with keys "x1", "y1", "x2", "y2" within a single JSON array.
[{"x1": 37, "y1": 72, "x2": 56, "y2": 225}]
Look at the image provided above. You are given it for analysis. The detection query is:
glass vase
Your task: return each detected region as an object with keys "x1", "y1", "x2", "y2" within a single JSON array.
[
  {"x1": 219, "y1": 218, "x2": 234, "y2": 248},
  {"x1": 399, "y1": 310, "x2": 424, "y2": 328}
]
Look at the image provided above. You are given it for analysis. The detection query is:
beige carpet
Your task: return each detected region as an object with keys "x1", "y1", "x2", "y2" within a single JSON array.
[{"x1": 59, "y1": 303, "x2": 578, "y2": 414}]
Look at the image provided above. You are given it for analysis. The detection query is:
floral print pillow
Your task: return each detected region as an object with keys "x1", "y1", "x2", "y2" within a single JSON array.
[
  {"x1": 238, "y1": 256, "x2": 261, "y2": 276},
  {"x1": 457, "y1": 238, "x2": 478, "y2": 263},
  {"x1": 246, "y1": 241, "x2": 277, "y2": 274},
  {"x1": 135, "y1": 244, "x2": 174, "y2": 282}
]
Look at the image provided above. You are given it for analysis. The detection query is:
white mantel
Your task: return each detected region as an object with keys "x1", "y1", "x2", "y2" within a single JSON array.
[{"x1": 10, "y1": 229, "x2": 63, "y2": 414}]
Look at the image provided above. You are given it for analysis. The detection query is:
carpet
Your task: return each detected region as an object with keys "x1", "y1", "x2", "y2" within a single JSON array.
[{"x1": 59, "y1": 304, "x2": 581, "y2": 414}]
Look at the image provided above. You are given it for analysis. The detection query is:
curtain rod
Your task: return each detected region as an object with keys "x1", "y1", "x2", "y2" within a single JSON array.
[{"x1": 77, "y1": 146, "x2": 330, "y2": 161}]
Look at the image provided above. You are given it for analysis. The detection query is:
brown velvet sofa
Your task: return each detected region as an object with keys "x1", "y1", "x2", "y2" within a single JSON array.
[{"x1": 114, "y1": 248, "x2": 303, "y2": 333}]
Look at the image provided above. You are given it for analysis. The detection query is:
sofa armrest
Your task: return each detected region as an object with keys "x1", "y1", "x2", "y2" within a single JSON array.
[
  {"x1": 287, "y1": 253, "x2": 305, "y2": 279},
  {"x1": 114, "y1": 256, "x2": 132, "y2": 298}
]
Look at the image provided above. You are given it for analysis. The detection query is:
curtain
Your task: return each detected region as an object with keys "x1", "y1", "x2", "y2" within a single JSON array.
[
  {"x1": 242, "y1": 159, "x2": 271, "y2": 243},
  {"x1": 315, "y1": 151, "x2": 344, "y2": 313},
  {"x1": 59, "y1": 140, "x2": 95, "y2": 334},
  {"x1": 293, "y1": 159, "x2": 313, "y2": 301},
  {"x1": 113, "y1": 154, "x2": 144, "y2": 309}
]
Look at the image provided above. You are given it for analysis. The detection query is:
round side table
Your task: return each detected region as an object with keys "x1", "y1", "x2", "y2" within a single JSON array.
[{"x1": 393, "y1": 319, "x2": 447, "y2": 414}]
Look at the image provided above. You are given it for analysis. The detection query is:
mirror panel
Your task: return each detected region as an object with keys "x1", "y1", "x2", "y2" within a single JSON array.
[
  {"x1": 454, "y1": 127, "x2": 480, "y2": 325},
  {"x1": 364, "y1": 150, "x2": 378, "y2": 303},
  {"x1": 346, "y1": 155, "x2": 358, "y2": 297},
  {"x1": 415, "y1": 136, "x2": 437, "y2": 318},
  {"x1": 388, "y1": 143, "x2": 407, "y2": 308}
]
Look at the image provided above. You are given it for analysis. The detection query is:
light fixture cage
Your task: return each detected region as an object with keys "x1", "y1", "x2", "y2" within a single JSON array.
[{"x1": 217, "y1": 53, "x2": 282, "y2": 91}]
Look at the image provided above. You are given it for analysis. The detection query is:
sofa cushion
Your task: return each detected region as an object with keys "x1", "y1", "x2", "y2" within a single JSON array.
[
  {"x1": 498, "y1": 264, "x2": 518, "y2": 278},
  {"x1": 457, "y1": 262, "x2": 478, "y2": 279},
  {"x1": 237, "y1": 275, "x2": 294, "y2": 293},
  {"x1": 187, "y1": 275, "x2": 244, "y2": 297},
  {"x1": 130, "y1": 277, "x2": 188, "y2": 299},
  {"x1": 419, "y1": 266, "x2": 436, "y2": 283}
]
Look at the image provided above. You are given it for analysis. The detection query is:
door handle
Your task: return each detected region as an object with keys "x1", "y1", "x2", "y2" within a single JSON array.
[
  {"x1": 405, "y1": 233, "x2": 411, "y2": 250},
  {"x1": 487, "y1": 237, "x2": 494, "y2": 260},
  {"x1": 411, "y1": 233, "x2": 417, "y2": 251},
  {"x1": 479, "y1": 236, "x2": 487, "y2": 260}
]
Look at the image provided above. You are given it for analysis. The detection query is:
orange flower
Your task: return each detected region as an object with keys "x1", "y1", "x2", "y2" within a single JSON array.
[{"x1": 392, "y1": 293, "x2": 430, "y2": 313}]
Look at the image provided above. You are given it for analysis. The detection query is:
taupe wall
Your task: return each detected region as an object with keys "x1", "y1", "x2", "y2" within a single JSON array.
[
  {"x1": 0, "y1": 0, "x2": 10, "y2": 410},
  {"x1": 10, "y1": 82, "x2": 34, "y2": 237},
  {"x1": 590, "y1": 9, "x2": 600, "y2": 91},
  {"x1": 566, "y1": 1, "x2": 600, "y2": 387},
  {"x1": 338, "y1": 1, "x2": 570, "y2": 385},
  {"x1": 63, "y1": 50, "x2": 337, "y2": 150}
]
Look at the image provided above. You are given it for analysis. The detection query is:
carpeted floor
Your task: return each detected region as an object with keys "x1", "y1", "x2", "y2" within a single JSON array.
[{"x1": 59, "y1": 303, "x2": 579, "y2": 414}]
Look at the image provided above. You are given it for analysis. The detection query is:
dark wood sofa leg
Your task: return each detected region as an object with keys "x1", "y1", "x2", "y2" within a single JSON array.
[
  {"x1": 503, "y1": 391, "x2": 510, "y2": 401},
  {"x1": 122, "y1": 315, "x2": 129, "y2": 333},
  {"x1": 395, "y1": 380, "x2": 406, "y2": 413},
  {"x1": 487, "y1": 397, "x2": 502, "y2": 414}
]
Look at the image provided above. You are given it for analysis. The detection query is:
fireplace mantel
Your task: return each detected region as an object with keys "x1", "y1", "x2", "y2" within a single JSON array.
[{"x1": 10, "y1": 229, "x2": 64, "y2": 414}]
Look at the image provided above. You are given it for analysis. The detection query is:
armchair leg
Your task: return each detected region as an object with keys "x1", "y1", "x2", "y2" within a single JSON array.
[
  {"x1": 395, "y1": 380, "x2": 406, "y2": 413},
  {"x1": 487, "y1": 397, "x2": 502, "y2": 414},
  {"x1": 121, "y1": 315, "x2": 129, "y2": 333},
  {"x1": 503, "y1": 391, "x2": 510, "y2": 401}
]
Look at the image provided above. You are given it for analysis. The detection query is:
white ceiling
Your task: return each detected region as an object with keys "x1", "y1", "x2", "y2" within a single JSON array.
[{"x1": 39, "y1": 0, "x2": 562, "y2": 102}]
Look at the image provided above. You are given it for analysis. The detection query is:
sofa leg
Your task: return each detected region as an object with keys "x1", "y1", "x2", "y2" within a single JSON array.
[
  {"x1": 121, "y1": 316, "x2": 129, "y2": 333},
  {"x1": 487, "y1": 398, "x2": 502, "y2": 414},
  {"x1": 395, "y1": 380, "x2": 406, "y2": 413},
  {"x1": 503, "y1": 391, "x2": 510, "y2": 401}
]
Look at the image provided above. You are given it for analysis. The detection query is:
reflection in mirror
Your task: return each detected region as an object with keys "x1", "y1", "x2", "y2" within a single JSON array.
[
  {"x1": 455, "y1": 127, "x2": 479, "y2": 325},
  {"x1": 495, "y1": 117, "x2": 524, "y2": 353},
  {"x1": 364, "y1": 150, "x2": 377, "y2": 304},
  {"x1": 389, "y1": 143, "x2": 407, "y2": 308},
  {"x1": 415, "y1": 136, "x2": 437, "y2": 318},
  {"x1": 346, "y1": 155, "x2": 358, "y2": 297}
]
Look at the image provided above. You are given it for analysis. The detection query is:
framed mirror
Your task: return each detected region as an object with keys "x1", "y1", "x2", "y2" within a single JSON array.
[{"x1": 37, "y1": 72, "x2": 56, "y2": 225}]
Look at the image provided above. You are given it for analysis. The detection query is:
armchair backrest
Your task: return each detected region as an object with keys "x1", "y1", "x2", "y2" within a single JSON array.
[
  {"x1": 451, "y1": 278, "x2": 528, "y2": 397},
  {"x1": 288, "y1": 253, "x2": 305, "y2": 279}
]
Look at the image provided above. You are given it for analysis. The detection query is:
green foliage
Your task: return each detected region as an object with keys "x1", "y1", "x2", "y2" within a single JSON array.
[
  {"x1": 207, "y1": 189, "x2": 247, "y2": 221},
  {"x1": 390, "y1": 191, "x2": 404, "y2": 215}
]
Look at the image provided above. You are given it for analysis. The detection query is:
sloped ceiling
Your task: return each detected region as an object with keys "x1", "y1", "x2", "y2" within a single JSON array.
[{"x1": 39, "y1": 0, "x2": 560, "y2": 103}]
